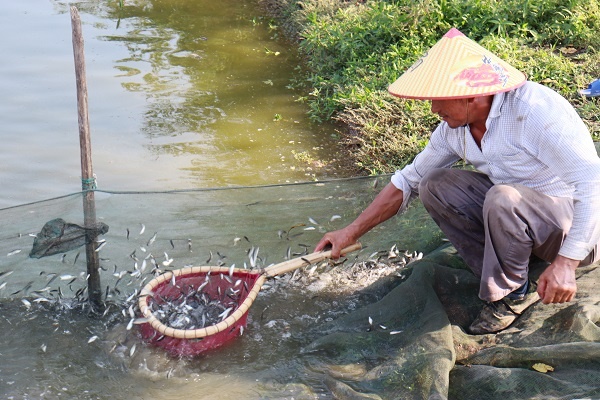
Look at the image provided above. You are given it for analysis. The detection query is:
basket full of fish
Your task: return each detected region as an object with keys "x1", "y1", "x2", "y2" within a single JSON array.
[{"x1": 137, "y1": 243, "x2": 361, "y2": 357}]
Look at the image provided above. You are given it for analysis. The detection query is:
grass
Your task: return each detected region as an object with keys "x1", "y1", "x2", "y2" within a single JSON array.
[{"x1": 261, "y1": 0, "x2": 600, "y2": 174}]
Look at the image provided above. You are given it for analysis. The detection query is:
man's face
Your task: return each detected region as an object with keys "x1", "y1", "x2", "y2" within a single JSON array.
[{"x1": 430, "y1": 99, "x2": 468, "y2": 128}]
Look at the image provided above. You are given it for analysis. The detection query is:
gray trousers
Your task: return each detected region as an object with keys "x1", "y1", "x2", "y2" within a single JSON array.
[{"x1": 418, "y1": 168, "x2": 598, "y2": 302}]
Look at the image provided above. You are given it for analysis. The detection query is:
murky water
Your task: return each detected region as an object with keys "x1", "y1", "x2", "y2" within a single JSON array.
[
  {"x1": 0, "y1": 0, "x2": 343, "y2": 209},
  {"x1": 0, "y1": 1, "x2": 448, "y2": 398},
  {"x1": 0, "y1": 1, "x2": 374, "y2": 398},
  {"x1": 0, "y1": 180, "x2": 443, "y2": 399}
]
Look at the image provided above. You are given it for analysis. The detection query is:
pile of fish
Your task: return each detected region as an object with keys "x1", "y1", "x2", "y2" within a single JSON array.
[{"x1": 149, "y1": 286, "x2": 239, "y2": 330}]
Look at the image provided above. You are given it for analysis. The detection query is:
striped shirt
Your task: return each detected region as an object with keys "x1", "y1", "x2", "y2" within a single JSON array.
[{"x1": 391, "y1": 81, "x2": 600, "y2": 260}]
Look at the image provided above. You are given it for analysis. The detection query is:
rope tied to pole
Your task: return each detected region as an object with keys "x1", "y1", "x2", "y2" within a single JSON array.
[{"x1": 81, "y1": 176, "x2": 97, "y2": 191}]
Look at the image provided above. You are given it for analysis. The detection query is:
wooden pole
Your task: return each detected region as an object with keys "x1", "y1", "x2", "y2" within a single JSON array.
[{"x1": 70, "y1": 6, "x2": 103, "y2": 311}]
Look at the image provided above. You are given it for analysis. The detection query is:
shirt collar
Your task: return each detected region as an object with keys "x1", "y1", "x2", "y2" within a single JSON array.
[
  {"x1": 485, "y1": 91, "x2": 506, "y2": 131},
  {"x1": 489, "y1": 91, "x2": 505, "y2": 119}
]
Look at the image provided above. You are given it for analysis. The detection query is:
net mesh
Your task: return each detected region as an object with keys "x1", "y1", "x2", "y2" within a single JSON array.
[{"x1": 1, "y1": 175, "x2": 599, "y2": 399}]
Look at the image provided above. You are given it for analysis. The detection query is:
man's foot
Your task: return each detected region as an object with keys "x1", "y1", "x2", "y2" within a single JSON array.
[{"x1": 468, "y1": 282, "x2": 540, "y2": 335}]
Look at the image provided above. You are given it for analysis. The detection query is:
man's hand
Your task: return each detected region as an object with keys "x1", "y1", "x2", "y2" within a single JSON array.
[
  {"x1": 314, "y1": 227, "x2": 359, "y2": 259},
  {"x1": 537, "y1": 255, "x2": 579, "y2": 304}
]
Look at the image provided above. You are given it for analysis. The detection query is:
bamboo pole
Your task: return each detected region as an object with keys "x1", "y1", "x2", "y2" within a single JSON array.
[{"x1": 70, "y1": 6, "x2": 103, "y2": 311}]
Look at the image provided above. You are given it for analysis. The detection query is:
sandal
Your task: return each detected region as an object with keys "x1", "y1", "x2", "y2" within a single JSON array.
[{"x1": 580, "y1": 79, "x2": 600, "y2": 97}]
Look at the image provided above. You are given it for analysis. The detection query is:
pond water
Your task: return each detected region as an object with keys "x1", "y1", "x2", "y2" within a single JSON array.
[
  {"x1": 0, "y1": 179, "x2": 444, "y2": 399},
  {"x1": 0, "y1": 0, "x2": 344, "y2": 209},
  {"x1": 0, "y1": 1, "x2": 444, "y2": 399}
]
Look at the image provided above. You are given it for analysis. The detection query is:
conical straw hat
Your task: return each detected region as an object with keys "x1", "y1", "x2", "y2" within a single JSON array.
[{"x1": 388, "y1": 28, "x2": 526, "y2": 100}]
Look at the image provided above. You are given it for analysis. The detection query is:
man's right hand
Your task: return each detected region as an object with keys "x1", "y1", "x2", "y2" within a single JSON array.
[{"x1": 314, "y1": 227, "x2": 359, "y2": 259}]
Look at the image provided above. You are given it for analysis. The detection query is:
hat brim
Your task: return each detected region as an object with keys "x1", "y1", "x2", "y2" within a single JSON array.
[{"x1": 388, "y1": 28, "x2": 527, "y2": 100}]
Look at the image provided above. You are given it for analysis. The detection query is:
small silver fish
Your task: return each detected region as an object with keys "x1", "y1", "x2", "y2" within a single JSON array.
[
  {"x1": 7, "y1": 249, "x2": 22, "y2": 257},
  {"x1": 129, "y1": 343, "x2": 136, "y2": 357},
  {"x1": 197, "y1": 281, "x2": 209, "y2": 292},
  {"x1": 147, "y1": 232, "x2": 157, "y2": 247},
  {"x1": 219, "y1": 307, "x2": 233, "y2": 320},
  {"x1": 33, "y1": 297, "x2": 50, "y2": 303},
  {"x1": 0, "y1": 270, "x2": 14, "y2": 279},
  {"x1": 250, "y1": 247, "x2": 259, "y2": 268},
  {"x1": 95, "y1": 241, "x2": 107, "y2": 252},
  {"x1": 163, "y1": 252, "x2": 173, "y2": 267}
]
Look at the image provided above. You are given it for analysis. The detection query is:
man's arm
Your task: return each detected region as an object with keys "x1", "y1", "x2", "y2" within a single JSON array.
[{"x1": 314, "y1": 183, "x2": 405, "y2": 258}]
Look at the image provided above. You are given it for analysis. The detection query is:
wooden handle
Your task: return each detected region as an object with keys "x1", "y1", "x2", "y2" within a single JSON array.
[{"x1": 263, "y1": 243, "x2": 362, "y2": 277}]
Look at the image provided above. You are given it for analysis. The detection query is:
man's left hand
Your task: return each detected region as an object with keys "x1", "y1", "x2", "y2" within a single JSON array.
[{"x1": 537, "y1": 255, "x2": 579, "y2": 304}]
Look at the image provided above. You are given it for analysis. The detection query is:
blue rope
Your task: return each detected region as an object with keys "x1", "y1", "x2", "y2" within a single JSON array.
[{"x1": 81, "y1": 177, "x2": 97, "y2": 191}]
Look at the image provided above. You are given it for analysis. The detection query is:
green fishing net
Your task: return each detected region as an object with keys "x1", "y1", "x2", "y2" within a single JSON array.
[
  {"x1": 0, "y1": 175, "x2": 598, "y2": 399},
  {"x1": 297, "y1": 244, "x2": 600, "y2": 399}
]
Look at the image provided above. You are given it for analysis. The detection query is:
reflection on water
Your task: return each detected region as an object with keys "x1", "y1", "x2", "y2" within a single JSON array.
[{"x1": 0, "y1": 0, "x2": 344, "y2": 208}]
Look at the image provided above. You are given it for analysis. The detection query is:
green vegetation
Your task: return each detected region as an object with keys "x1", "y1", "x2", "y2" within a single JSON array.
[{"x1": 262, "y1": 0, "x2": 600, "y2": 175}]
